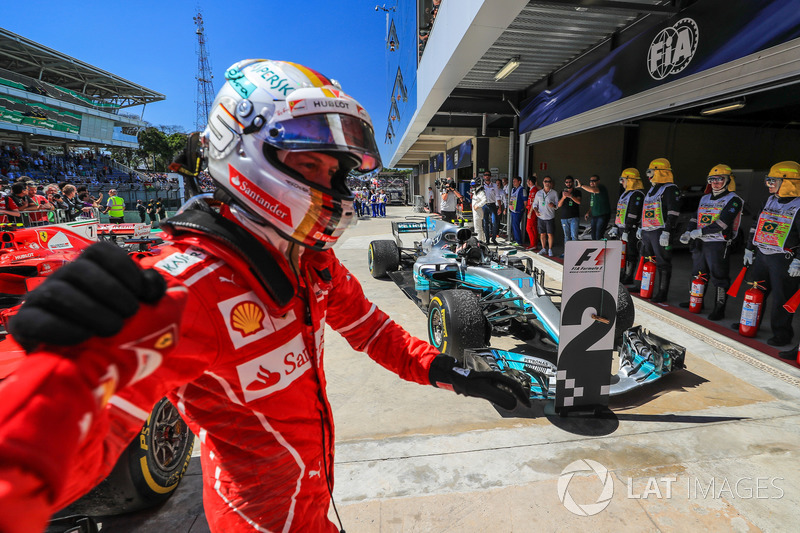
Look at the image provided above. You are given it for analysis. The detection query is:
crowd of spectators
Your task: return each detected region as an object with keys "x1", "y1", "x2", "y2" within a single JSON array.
[
  {"x1": 0, "y1": 145, "x2": 185, "y2": 194},
  {"x1": 418, "y1": 0, "x2": 441, "y2": 59},
  {"x1": 136, "y1": 172, "x2": 180, "y2": 191},
  {"x1": 197, "y1": 170, "x2": 215, "y2": 192},
  {"x1": 0, "y1": 145, "x2": 114, "y2": 183},
  {"x1": 0, "y1": 173, "x2": 104, "y2": 225}
]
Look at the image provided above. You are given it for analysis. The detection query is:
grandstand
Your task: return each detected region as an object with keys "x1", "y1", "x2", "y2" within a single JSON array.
[{"x1": 0, "y1": 27, "x2": 163, "y2": 150}]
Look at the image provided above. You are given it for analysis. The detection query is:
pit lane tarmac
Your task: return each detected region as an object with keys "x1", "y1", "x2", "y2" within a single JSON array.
[{"x1": 96, "y1": 206, "x2": 800, "y2": 532}]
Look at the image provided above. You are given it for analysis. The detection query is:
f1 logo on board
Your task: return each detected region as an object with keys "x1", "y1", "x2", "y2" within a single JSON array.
[
  {"x1": 647, "y1": 18, "x2": 699, "y2": 80},
  {"x1": 570, "y1": 248, "x2": 606, "y2": 273}
]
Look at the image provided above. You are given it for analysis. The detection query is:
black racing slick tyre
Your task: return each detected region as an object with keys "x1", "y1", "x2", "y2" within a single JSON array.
[
  {"x1": 60, "y1": 398, "x2": 195, "y2": 516},
  {"x1": 368, "y1": 240, "x2": 400, "y2": 278},
  {"x1": 616, "y1": 283, "x2": 635, "y2": 344},
  {"x1": 428, "y1": 289, "x2": 487, "y2": 357}
]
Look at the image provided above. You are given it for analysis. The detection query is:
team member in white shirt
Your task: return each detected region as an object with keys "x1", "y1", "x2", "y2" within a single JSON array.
[
  {"x1": 481, "y1": 171, "x2": 499, "y2": 244},
  {"x1": 532, "y1": 176, "x2": 559, "y2": 256}
]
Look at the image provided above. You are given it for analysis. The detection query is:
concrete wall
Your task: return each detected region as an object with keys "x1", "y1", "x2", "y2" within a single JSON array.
[
  {"x1": 529, "y1": 127, "x2": 625, "y2": 184},
  {"x1": 636, "y1": 121, "x2": 800, "y2": 186},
  {"x1": 488, "y1": 137, "x2": 510, "y2": 177},
  {"x1": 523, "y1": 121, "x2": 800, "y2": 216},
  {"x1": 528, "y1": 127, "x2": 625, "y2": 216}
]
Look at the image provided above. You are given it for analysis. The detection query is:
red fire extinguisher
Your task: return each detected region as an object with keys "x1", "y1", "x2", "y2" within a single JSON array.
[
  {"x1": 689, "y1": 272, "x2": 708, "y2": 314},
  {"x1": 739, "y1": 281, "x2": 765, "y2": 338},
  {"x1": 640, "y1": 257, "x2": 657, "y2": 299},
  {"x1": 620, "y1": 238, "x2": 627, "y2": 269}
]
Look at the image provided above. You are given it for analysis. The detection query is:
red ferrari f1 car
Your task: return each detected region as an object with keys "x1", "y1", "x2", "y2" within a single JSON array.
[{"x1": 0, "y1": 215, "x2": 193, "y2": 532}]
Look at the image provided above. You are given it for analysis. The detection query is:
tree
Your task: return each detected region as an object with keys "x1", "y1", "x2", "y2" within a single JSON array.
[{"x1": 136, "y1": 128, "x2": 187, "y2": 171}]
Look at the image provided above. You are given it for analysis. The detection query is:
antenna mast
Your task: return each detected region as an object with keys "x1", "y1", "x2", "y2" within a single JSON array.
[{"x1": 193, "y1": 10, "x2": 214, "y2": 131}]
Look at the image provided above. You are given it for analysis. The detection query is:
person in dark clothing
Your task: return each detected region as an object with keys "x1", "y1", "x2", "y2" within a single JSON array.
[
  {"x1": 609, "y1": 168, "x2": 645, "y2": 284},
  {"x1": 557, "y1": 176, "x2": 581, "y2": 248},
  {"x1": 146, "y1": 200, "x2": 157, "y2": 223},
  {"x1": 136, "y1": 200, "x2": 147, "y2": 223},
  {"x1": 578, "y1": 174, "x2": 611, "y2": 240},
  {"x1": 679, "y1": 164, "x2": 743, "y2": 320},
  {"x1": 638, "y1": 158, "x2": 681, "y2": 303},
  {"x1": 156, "y1": 198, "x2": 166, "y2": 220},
  {"x1": 741, "y1": 161, "x2": 800, "y2": 352}
]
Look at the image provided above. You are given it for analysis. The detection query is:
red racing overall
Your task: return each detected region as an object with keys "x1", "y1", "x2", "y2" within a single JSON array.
[{"x1": 0, "y1": 213, "x2": 440, "y2": 532}]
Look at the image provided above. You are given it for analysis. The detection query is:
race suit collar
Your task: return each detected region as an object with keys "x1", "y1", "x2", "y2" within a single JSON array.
[{"x1": 230, "y1": 204, "x2": 304, "y2": 262}]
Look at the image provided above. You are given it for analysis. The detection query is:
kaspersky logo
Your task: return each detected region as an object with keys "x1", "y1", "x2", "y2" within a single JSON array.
[
  {"x1": 570, "y1": 248, "x2": 606, "y2": 273},
  {"x1": 229, "y1": 165, "x2": 293, "y2": 225}
]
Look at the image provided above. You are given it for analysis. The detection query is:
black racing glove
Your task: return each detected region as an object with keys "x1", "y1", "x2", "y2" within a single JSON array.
[
  {"x1": 429, "y1": 352, "x2": 532, "y2": 410},
  {"x1": 8, "y1": 241, "x2": 167, "y2": 352}
]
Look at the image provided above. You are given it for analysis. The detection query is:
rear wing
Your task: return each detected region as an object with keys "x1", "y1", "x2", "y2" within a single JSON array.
[{"x1": 391, "y1": 218, "x2": 429, "y2": 247}]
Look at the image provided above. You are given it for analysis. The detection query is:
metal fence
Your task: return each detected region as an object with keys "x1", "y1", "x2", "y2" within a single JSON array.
[{"x1": 4, "y1": 207, "x2": 102, "y2": 227}]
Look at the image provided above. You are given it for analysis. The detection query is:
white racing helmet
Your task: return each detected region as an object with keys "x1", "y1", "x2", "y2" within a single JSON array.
[{"x1": 203, "y1": 59, "x2": 382, "y2": 249}]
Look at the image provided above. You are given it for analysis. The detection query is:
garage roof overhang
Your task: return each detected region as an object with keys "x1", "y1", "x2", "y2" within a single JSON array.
[
  {"x1": 0, "y1": 27, "x2": 164, "y2": 108},
  {"x1": 525, "y1": 37, "x2": 800, "y2": 144},
  {"x1": 390, "y1": 0, "x2": 681, "y2": 167}
]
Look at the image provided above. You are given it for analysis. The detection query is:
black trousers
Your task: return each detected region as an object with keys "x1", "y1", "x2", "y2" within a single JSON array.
[
  {"x1": 640, "y1": 229, "x2": 672, "y2": 276},
  {"x1": 748, "y1": 250, "x2": 800, "y2": 341},
  {"x1": 690, "y1": 240, "x2": 731, "y2": 290}
]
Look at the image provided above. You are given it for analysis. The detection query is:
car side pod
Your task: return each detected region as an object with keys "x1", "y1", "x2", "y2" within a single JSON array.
[{"x1": 463, "y1": 326, "x2": 686, "y2": 404}]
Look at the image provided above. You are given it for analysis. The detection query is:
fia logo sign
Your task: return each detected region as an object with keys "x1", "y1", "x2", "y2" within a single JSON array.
[{"x1": 647, "y1": 18, "x2": 699, "y2": 80}]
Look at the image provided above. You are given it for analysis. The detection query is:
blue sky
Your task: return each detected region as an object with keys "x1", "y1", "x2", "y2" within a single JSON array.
[{"x1": 1, "y1": 0, "x2": 395, "y2": 162}]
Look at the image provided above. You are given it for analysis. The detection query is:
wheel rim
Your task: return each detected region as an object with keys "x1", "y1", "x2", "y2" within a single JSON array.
[
  {"x1": 368, "y1": 246, "x2": 374, "y2": 272},
  {"x1": 429, "y1": 308, "x2": 444, "y2": 347},
  {"x1": 151, "y1": 401, "x2": 190, "y2": 471}
]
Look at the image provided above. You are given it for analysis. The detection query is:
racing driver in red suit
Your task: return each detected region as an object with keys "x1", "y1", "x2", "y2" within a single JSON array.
[{"x1": 0, "y1": 59, "x2": 530, "y2": 533}]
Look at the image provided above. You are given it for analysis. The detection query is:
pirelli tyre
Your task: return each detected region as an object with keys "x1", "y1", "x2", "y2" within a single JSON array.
[
  {"x1": 428, "y1": 289, "x2": 487, "y2": 357},
  {"x1": 616, "y1": 283, "x2": 635, "y2": 344},
  {"x1": 368, "y1": 239, "x2": 400, "y2": 278},
  {"x1": 61, "y1": 398, "x2": 195, "y2": 516}
]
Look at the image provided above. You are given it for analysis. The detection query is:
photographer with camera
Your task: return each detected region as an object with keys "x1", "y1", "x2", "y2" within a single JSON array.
[{"x1": 440, "y1": 179, "x2": 462, "y2": 223}]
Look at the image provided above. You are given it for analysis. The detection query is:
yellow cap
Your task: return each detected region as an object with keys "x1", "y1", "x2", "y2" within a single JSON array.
[
  {"x1": 648, "y1": 158, "x2": 671, "y2": 171},
  {"x1": 768, "y1": 161, "x2": 800, "y2": 180},
  {"x1": 647, "y1": 158, "x2": 673, "y2": 184},
  {"x1": 708, "y1": 164, "x2": 732, "y2": 177},
  {"x1": 620, "y1": 168, "x2": 643, "y2": 191},
  {"x1": 620, "y1": 168, "x2": 640, "y2": 179},
  {"x1": 769, "y1": 161, "x2": 800, "y2": 197}
]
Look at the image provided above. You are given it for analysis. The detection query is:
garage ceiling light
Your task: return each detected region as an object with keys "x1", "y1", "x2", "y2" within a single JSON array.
[
  {"x1": 494, "y1": 57, "x2": 520, "y2": 81},
  {"x1": 700, "y1": 98, "x2": 746, "y2": 116}
]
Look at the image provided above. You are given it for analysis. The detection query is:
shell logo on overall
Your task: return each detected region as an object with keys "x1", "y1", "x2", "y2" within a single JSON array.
[{"x1": 217, "y1": 291, "x2": 297, "y2": 349}]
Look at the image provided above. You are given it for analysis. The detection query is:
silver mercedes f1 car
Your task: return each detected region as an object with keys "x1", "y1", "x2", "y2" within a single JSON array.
[{"x1": 368, "y1": 216, "x2": 685, "y2": 401}]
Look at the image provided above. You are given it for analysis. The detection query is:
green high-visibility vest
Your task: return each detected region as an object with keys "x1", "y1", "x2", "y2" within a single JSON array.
[{"x1": 107, "y1": 195, "x2": 125, "y2": 217}]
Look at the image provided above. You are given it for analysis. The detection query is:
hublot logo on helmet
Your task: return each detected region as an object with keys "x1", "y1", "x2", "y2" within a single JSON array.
[
  {"x1": 228, "y1": 165, "x2": 293, "y2": 225},
  {"x1": 313, "y1": 100, "x2": 350, "y2": 109}
]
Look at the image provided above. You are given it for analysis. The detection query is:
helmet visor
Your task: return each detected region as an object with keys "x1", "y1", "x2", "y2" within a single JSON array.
[{"x1": 266, "y1": 114, "x2": 381, "y2": 172}]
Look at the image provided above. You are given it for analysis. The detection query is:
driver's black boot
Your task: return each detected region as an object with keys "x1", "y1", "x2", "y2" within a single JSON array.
[
  {"x1": 707, "y1": 286, "x2": 728, "y2": 321},
  {"x1": 651, "y1": 269, "x2": 671, "y2": 303}
]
